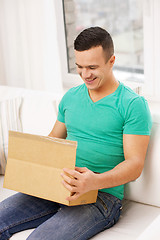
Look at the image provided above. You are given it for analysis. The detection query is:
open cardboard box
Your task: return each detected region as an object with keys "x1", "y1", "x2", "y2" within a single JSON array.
[{"x1": 3, "y1": 131, "x2": 98, "y2": 206}]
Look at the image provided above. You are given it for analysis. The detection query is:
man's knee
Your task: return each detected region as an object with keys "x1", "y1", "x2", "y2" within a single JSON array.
[{"x1": 0, "y1": 229, "x2": 11, "y2": 240}]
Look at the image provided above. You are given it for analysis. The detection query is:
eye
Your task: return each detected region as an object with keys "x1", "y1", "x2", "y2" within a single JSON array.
[
  {"x1": 89, "y1": 67, "x2": 96, "y2": 70},
  {"x1": 76, "y1": 65, "x2": 82, "y2": 69}
]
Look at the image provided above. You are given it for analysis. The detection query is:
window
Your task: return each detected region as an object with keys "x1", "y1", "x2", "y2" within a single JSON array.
[
  {"x1": 54, "y1": 0, "x2": 160, "y2": 101},
  {"x1": 63, "y1": 0, "x2": 144, "y2": 79}
]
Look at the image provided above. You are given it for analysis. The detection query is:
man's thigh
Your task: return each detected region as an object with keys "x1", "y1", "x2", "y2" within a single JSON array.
[
  {"x1": 27, "y1": 192, "x2": 122, "y2": 240},
  {"x1": 0, "y1": 193, "x2": 60, "y2": 239}
]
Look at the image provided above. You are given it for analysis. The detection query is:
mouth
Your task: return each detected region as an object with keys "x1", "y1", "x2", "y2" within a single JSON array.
[{"x1": 85, "y1": 77, "x2": 97, "y2": 84}]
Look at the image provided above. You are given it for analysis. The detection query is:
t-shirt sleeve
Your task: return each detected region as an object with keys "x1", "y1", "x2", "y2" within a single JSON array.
[
  {"x1": 57, "y1": 97, "x2": 65, "y2": 123},
  {"x1": 57, "y1": 88, "x2": 74, "y2": 123},
  {"x1": 123, "y1": 97, "x2": 152, "y2": 135}
]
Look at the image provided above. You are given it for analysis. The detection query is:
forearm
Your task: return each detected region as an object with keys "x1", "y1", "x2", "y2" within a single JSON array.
[
  {"x1": 62, "y1": 134, "x2": 149, "y2": 201},
  {"x1": 61, "y1": 157, "x2": 144, "y2": 201},
  {"x1": 48, "y1": 120, "x2": 67, "y2": 139},
  {"x1": 95, "y1": 157, "x2": 144, "y2": 190}
]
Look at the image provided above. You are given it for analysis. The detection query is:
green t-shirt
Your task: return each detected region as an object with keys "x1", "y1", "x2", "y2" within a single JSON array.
[{"x1": 57, "y1": 82, "x2": 152, "y2": 200}]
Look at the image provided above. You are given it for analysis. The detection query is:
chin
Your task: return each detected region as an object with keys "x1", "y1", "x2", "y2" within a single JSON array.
[
  {"x1": 86, "y1": 85, "x2": 99, "y2": 91},
  {"x1": 86, "y1": 82, "x2": 102, "y2": 90},
  {"x1": 85, "y1": 80, "x2": 100, "y2": 90}
]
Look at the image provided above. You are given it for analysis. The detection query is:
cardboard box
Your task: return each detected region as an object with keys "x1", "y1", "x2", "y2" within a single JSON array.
[{"x1": 3, "y1": 131, "x2": 98, "y2": 206}]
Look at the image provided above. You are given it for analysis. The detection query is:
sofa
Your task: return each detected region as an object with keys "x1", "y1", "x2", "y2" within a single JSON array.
[{"x1": 0, "y1": 85, "x2": 160, "y2": 240}]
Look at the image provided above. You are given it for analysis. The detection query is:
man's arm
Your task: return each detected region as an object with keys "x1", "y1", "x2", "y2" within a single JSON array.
[
  {"x1": 61, "y1": 134, "x2": 150, "y2": 201},
  {"x1": 48, "y1": 120, "x2": 67, "y2": 139},
  {"x1": 95, "y1": 134, "x2": 150, "y2": 188}
]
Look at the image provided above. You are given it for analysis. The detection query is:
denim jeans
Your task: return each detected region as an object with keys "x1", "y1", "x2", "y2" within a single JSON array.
[{"x1": 0, "y1": 191, "x2": 122, "y2": 240}]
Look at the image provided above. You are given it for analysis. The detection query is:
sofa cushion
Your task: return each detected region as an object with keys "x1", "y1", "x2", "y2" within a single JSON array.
[
  {"x1": 92, "y1": 199, "x2": 160, "y2": 240},
  {"x1": 0, "y1": 97, "x2": 23, "y2": 175},
  {"x1": 124, "y1": 112, "x2": 160, "y2": 207},
  {"x1": 20, "y1": 94, "x2": 57, "y2": 136},
  {"x1": 0, "y1": 85, "x2": 63, "y2": 176},
  {"x1": 0, "y1": 85, "x2": 62, "y2": 137},
  {"x1": 0, "y1": 86, "x2": 26, "y2": 101},
  {"x1": 136, "y1": 214, "x2": 160, "y2": 240}
]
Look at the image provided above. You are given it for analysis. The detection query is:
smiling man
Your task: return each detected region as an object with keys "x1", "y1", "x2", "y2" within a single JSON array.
[{"x1": 0, "y1": 27, "x2": 152, "y2": 240}]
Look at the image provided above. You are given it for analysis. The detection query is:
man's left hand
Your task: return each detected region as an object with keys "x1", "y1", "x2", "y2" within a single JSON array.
[{"x1": 61, "y1": 167, "x2": 98, "y2": 201}]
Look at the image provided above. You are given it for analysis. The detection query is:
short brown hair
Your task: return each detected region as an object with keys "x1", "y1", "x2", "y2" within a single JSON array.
[{"x1": 74, "y1": 27, "x2": 114, "y2": 60}]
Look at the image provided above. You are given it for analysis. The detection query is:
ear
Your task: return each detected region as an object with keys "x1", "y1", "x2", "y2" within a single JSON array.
[{"x1": 109, "y1": 55, "x2": 115, "y2": 66}]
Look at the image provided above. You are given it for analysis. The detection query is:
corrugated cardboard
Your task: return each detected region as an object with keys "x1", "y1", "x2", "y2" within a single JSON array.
[{"x1": 3, "y1": 131, "x2": 98, "y2": 206}]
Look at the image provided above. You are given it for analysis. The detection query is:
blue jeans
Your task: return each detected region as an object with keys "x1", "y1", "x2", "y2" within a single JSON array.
[{"x1": 0, "y1": 191, "x2": 122, "y2": 240}]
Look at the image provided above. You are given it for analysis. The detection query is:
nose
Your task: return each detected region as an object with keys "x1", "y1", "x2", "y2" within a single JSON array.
[{"x1": 81, "y1": 69, "x2": 92, "y2": 79}]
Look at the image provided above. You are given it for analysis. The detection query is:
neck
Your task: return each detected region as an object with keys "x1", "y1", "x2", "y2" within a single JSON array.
[{"x1": 88, "y1": 74, "x2": 119, "y2": 102}]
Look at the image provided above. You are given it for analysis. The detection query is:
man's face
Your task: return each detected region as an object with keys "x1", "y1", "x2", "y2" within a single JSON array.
[{"x1": 75, "y1": 46, "x2": 115, "y2": 91}]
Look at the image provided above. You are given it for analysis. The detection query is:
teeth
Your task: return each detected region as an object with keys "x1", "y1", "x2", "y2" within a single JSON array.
[{"x1": 86, "y1": 78, "x2": 96, "y2": 82}]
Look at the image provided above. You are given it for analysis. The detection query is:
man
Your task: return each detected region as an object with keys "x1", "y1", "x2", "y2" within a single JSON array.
[{"x1": 0, "y1": 27, "x2": 152, "y2": 240}]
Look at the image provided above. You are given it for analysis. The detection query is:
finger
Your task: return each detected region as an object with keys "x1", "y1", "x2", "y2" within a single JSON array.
[
  {"x1": 66, "y1": 192, "x2": 81, "y2": 201},
  {"x1": 75, "y1": 167, "x2": 88, "y2": 173},
  {"x1": 62, "y1": 179, "x2": 77, "y2": 193},
  {"x1": 61, "y1": 172, "x2": 77, "y2": 186},
  {"x1": 63, "y1": 168, "x2": 81, "y2": 179}
]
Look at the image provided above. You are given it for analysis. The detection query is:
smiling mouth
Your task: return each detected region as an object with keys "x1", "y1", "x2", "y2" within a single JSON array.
[{"x1": 85, "y1": 77, "x2": 97, "y2": 83}]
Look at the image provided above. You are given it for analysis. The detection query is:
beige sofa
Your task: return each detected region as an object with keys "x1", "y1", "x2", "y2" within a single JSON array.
[{"x1": 0, "y1": 85, "x2": 160, "y2": 240}]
